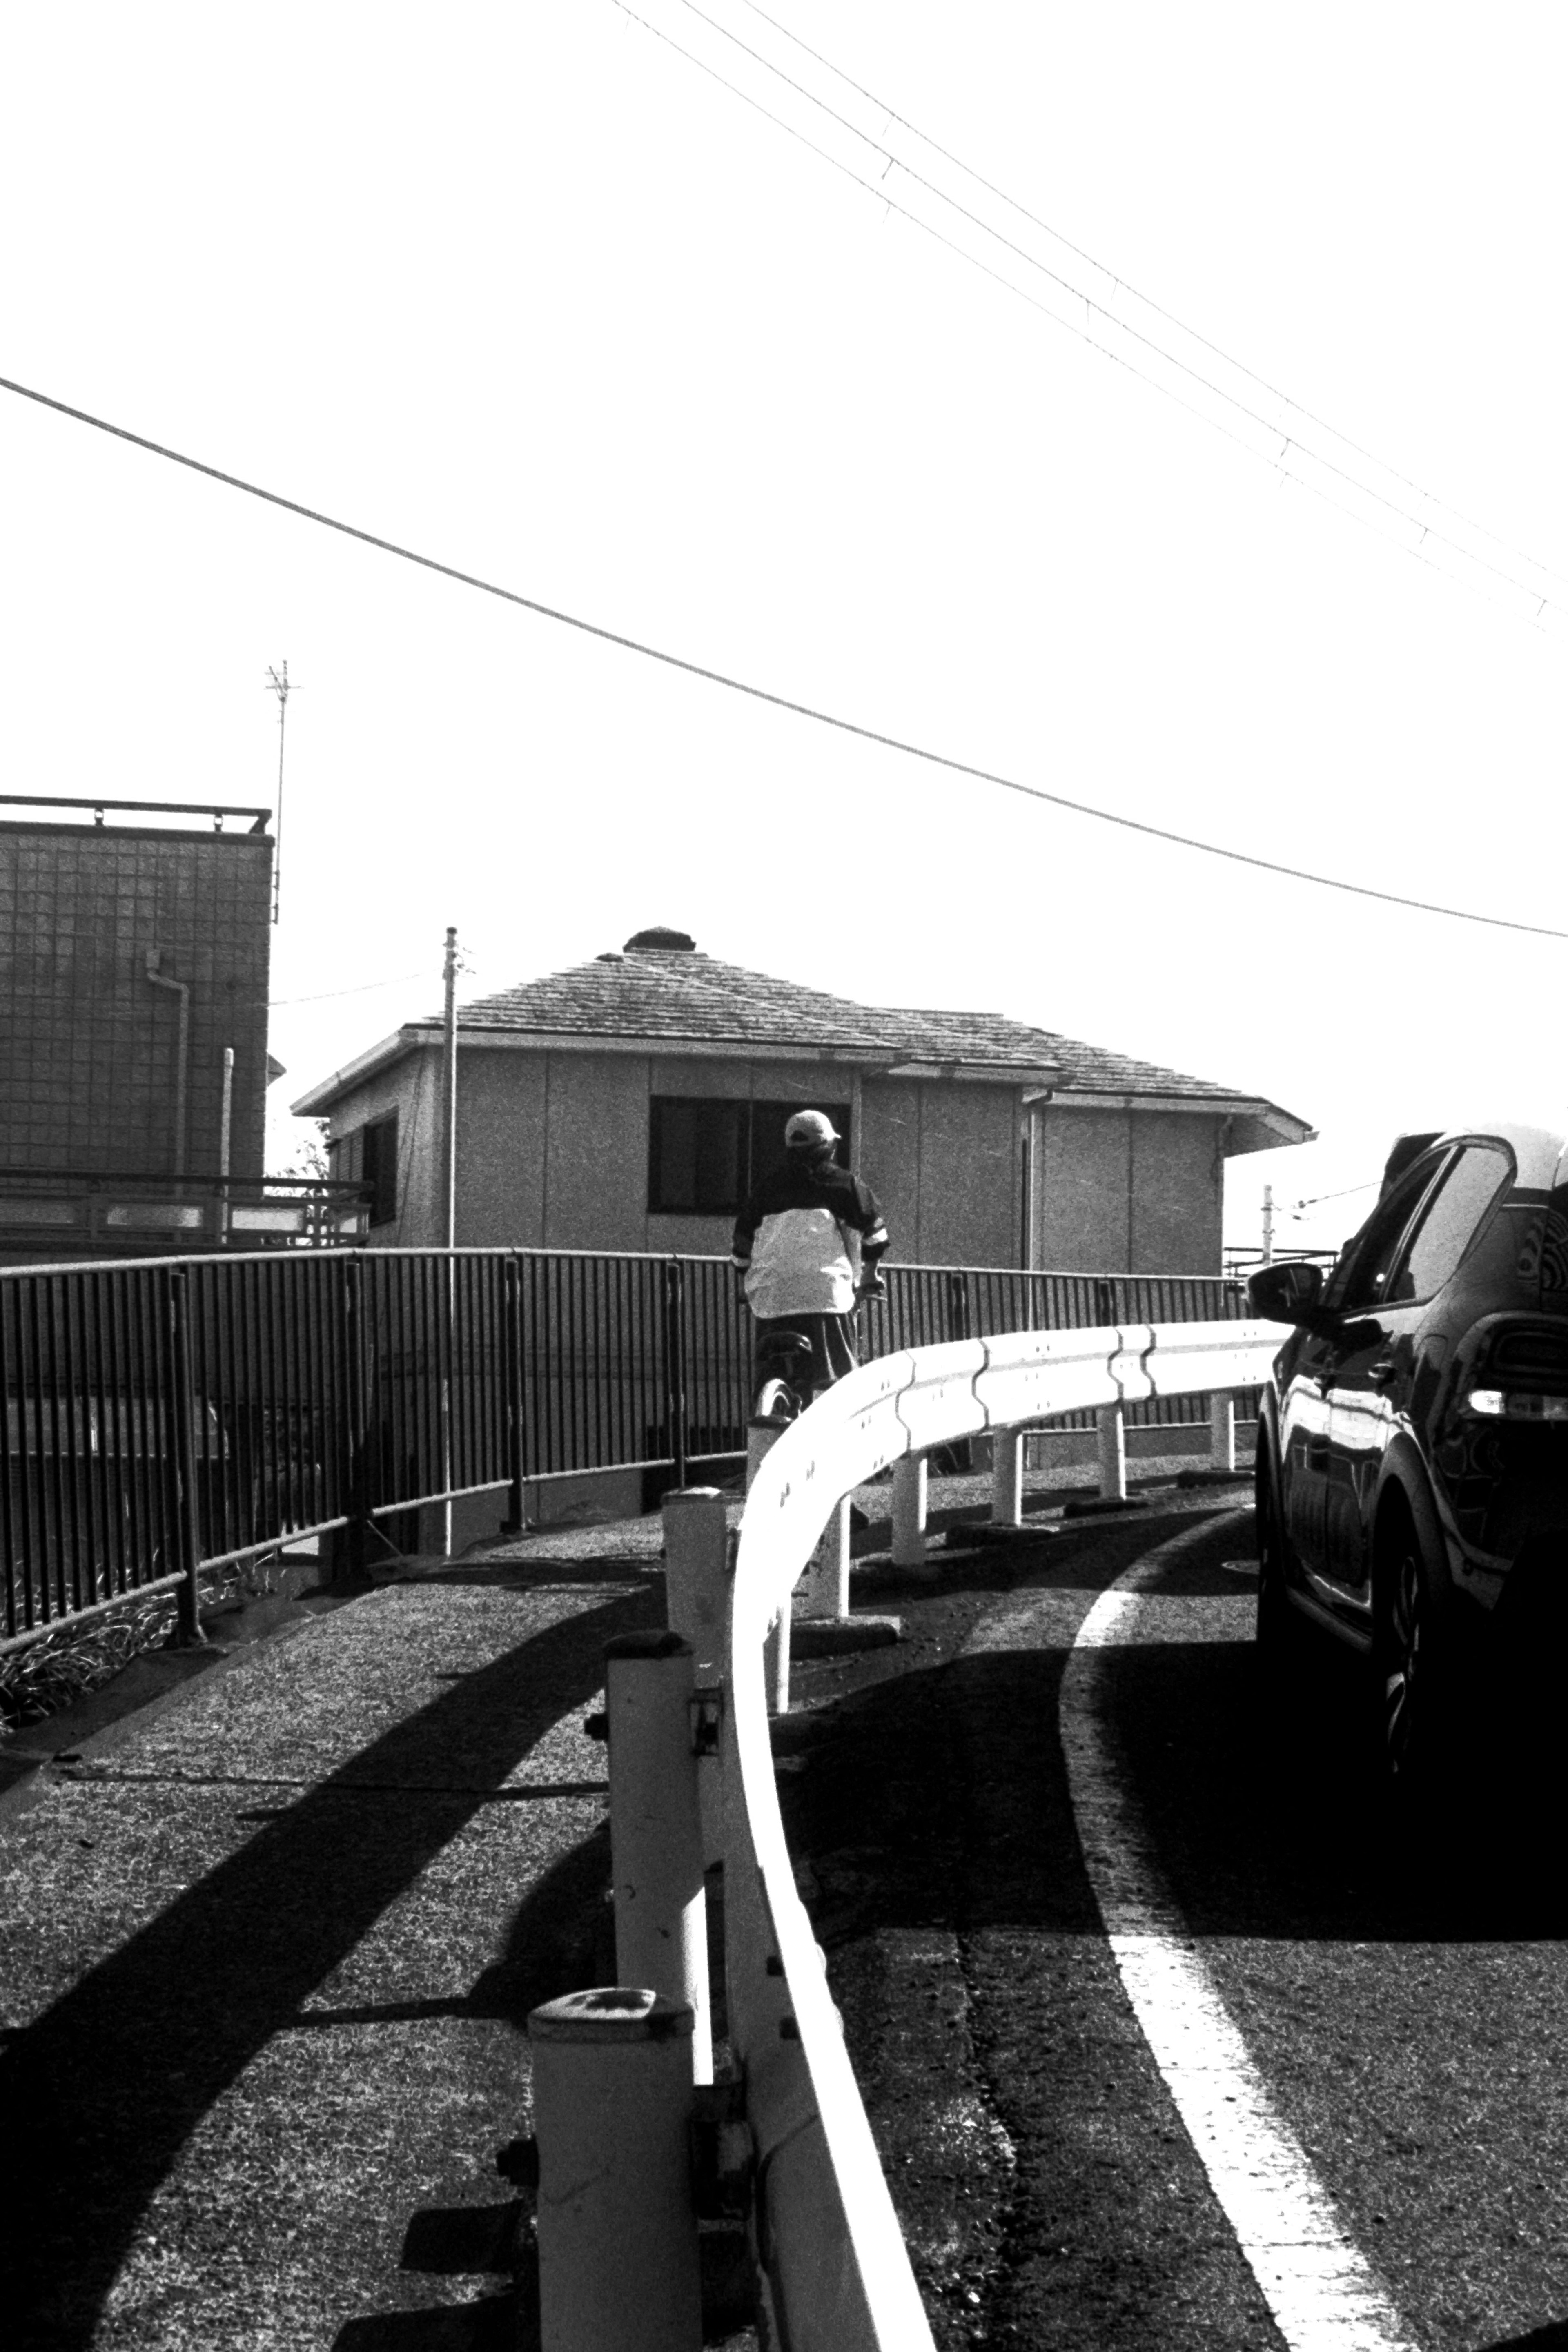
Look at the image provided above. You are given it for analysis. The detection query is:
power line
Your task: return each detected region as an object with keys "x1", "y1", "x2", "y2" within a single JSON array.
[
  {"x1": 269, "y1": 970, "x2": 427, "y2": 1007},
  {"x1": 1289, "y1": 1179, "x2": 1379, "y2": 1214},
  {"x1": 610, "y1": 5, "x2": 1538, "y2": 629},
  {"x1": 2, "y1": 366, "x2": 1564, "y2": 942},
  {"x1": 732, "y1": 0, "x2": 1568, "y2": 601},
  {"x1": 637, "y1": 0, "x2": 1564, "y2": 624}
]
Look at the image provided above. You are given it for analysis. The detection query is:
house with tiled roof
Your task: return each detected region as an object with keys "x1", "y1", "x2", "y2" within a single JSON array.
[{"x1": 293, "y1": 927, "x2": 1312, "y2": 1276}]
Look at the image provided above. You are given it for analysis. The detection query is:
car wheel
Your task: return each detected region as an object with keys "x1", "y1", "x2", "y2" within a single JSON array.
[{"x1": 1374, "y1": 1512, "x2": 1450, "y2": 1790}]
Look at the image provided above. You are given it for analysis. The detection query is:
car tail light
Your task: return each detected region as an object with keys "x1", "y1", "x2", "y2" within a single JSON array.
[
  {"x1": 1463, "y1": 1388, "x2": 1568, "y2": 1421},
  {"x1": 1463, "y1": 1322, "x2": 1568, "y2": 1420}
]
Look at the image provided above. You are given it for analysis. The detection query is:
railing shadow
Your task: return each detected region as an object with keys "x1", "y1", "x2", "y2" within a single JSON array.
[{"x1": 0, "y1": 1588, "x2": 655, "y2": 2352}]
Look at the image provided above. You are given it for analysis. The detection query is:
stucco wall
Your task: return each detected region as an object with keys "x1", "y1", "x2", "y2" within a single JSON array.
[
  {"x1": 540, "y1": 1051, "x2": 650, "y2": 1252},
  {"x1": 451, "y1": 1052, "x2": 546, "y2": 1248},
  {"x1": 1031, "y1": 1103, "x2": 1222, "y2": 1274},
  {"x1": 1131, "y1": 1109, "x2": 1222, "y2": 1273},
  {"x1": 859, "y1": 1079, "x2": 1023, "y2": 1268},
  {"x1": 324, "y1": 1047, "x2": 1223, "y2": 1275},
  {"x1": 321, "y1": 1052, "x2": 437, "y2": 1247}
]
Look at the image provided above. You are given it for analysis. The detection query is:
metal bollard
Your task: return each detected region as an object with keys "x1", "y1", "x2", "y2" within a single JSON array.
[
  {"x1": 661, "y1": 1486, "x2": 728, "y2": 1678},
  {"x1": 797, "y1": 1494, "x2": 851, "y2": 1620},
  {"x1": 1097, "y1": 1402, "x2": 1127, "y2": 1502},
  {"x1": 991, "y1": 1426, "x2": 1025, "y2": 1526},
  {"x1": 661, "y1": 1487, "x2": 729, "y2": 1869},
  {"x1": 747, "y1": 1418, "x2": 794, "y2": 1710},
  {"x1": 529, "y1": 1987, "x2": 702, "y2": 2352},
  {"x1": 1210, "y1": 1390, "x2": 1237, "y2": 1473},
  {"x1": 766, "y1": 1601, "x2": 791, "y2": 1717},
  {"x1": 891, "y1": 1453, "x2": 929, "y2": 1568},
  {"x1": 605, "y1": 1633, "x2": 712, "y2": 2083},
  {"x1": 746, "y1": 1414, "x2": 782, "y2": 1493}
]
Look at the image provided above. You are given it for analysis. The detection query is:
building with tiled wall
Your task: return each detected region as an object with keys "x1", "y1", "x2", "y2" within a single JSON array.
[{"x1": 0, "y1": 811, "x2": 273, "y2": 1180}]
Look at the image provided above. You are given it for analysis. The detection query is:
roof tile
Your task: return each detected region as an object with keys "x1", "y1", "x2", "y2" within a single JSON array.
[{"x1": 416, "y1": 947, "x2": 1270, "y2": 1106}]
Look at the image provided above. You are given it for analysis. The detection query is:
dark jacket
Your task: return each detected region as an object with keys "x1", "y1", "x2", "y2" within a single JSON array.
[{"x1": 731, "y1": 1155, "x2": 889, "y2": 1318}]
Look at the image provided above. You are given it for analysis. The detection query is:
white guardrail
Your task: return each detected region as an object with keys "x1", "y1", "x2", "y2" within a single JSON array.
[{"x1": 523, "y1": 1317, "x2": 1281, "y2": 2352}]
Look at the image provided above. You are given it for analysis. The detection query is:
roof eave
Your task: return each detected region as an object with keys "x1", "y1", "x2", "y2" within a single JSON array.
[
  {"x1": 1224, "y1": 1106, "x2": 1318, "y2": 1155},
  {"x1": 1049, "y1": 1090, "x2": 1315, "y2": 1153},
  {"x1": 390, "y1": 1027, "x2": 1062, "y2": 1083},
  {"x1": 290, "y1": 1028, "x2": 425, "y2": 1116}
]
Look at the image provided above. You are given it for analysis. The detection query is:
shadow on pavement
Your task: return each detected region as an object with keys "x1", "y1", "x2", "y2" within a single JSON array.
[
  {"x1": 332, "y1": 2287, "x2": 526, "y2": 2352},
  {"x1": 1, "y1": 1586, "x2": 655, "y2": 2352}
]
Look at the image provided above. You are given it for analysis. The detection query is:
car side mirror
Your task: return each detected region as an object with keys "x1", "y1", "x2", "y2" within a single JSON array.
[{"x1": 1247, "y1": 1260, "x2": 1325, "y2": 1325}]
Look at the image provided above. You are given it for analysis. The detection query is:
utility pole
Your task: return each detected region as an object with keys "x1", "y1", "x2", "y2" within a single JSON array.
[
  {"x1": 442, "y1": 925, "x2": 459, "y2": 1250},
  {"x1": 264, "y1": 662, "x2": 295, "y2": 924},
  {"x1": 1261, "y1": 1183, "x2": 1275, "y2": 1266}
]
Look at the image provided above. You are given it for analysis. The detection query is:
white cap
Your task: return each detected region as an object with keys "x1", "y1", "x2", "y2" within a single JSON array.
[{"x1": 785, "y1": 1109, "x2": 839, "y2": 1149}]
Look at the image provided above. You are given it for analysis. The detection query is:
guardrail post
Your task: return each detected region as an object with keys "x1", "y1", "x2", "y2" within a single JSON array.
[
  {"x1": 891, "y1": 1452, "x2": 928, "y2": 1567},
  {"x1": 662, "y1": 1486, "x2": 728, "y2": 1672},
  {"x1": 605, "y1": 1631, "x2": 713, "y2": 2085},
  {"x1": 747, "y1": 1417, "x2": 793, "y2": 1704},
  {"x1": 991, "y1": 1425, "x2": 1025, "y2": 1526},
  {"x1": 661, "y1": 1487, "x2": 728, "y2": 1868},
  {"x1": 1096, "y1": 1402, "x2": 1127, "y2": 1502},
  {"x1": 746, "y1": 1412, "x2": 780, "y2": 1494},
  {"x1": 766, "y1": 1601, "x2": 791, "y2": 1715},
  {"x1": 797, "y1": 1496, "x2": 851, "y2": 1620},
  {"x1": 164, "y1": 1266, "x2": 206, "y2": 1646},
  {"x1": 1209, "y1": 1390, "x2": 1237, "y2": 1473},
  {"x1": 528, "y1": 1988, "x2": 702, "y2": 2352}
]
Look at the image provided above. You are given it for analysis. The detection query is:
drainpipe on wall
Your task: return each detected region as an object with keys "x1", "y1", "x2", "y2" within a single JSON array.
[
  {"x1": 1021, "y1": 1089, "x2": 1052, "y2": 1272},
  {"x1": 146, "y1": 949, "x2": 191, "y2": 1183},
  {"x1": 218, "y1": 1047, "x2": 235, "y2": 1239},
  {"x1": 218, "y1": 1047, "x2": 234, "y2": 1178}
]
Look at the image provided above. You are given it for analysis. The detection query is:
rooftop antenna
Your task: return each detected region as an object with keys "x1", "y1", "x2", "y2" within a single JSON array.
[{"x1": 264, "y1": 661, "x2": 296, "y2": 923}]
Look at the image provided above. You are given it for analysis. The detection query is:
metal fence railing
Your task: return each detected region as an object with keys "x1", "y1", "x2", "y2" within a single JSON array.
[{"x1": 1, "y1": 1247, "x2": 1252, "y2": 1653}]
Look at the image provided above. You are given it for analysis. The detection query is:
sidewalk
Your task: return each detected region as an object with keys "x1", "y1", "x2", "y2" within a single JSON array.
[
  {"x1": 0, "y1": 1519, "x2": 668, "y2": 2352},
  {"x1": 0, "y1": 1450, "x2": 1247, "y2": 2351}
]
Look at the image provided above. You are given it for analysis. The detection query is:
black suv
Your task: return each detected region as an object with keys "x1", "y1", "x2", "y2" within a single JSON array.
[{"x1": 1248, "y1": 1121, "x2": 1568, "y2": 1783}]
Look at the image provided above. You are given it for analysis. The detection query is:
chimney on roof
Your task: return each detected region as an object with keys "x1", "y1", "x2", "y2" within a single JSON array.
[{"x1": 623, "y1": 927, "x2": 696, "y2": 952}]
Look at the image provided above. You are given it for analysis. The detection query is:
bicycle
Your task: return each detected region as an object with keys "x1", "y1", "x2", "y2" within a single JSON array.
[{"x1": 748, "y1": 1274, "x2": 887, "y2": 1427}]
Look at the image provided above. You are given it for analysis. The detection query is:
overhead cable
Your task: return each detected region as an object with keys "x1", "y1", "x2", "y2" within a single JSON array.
[
  {"x1": 270, "y1": 971, "x2": 426, "y2": 1006},
  {"x1": 733, "y1": 0, "x2": 1568, "y2": 601},
  {"x1": 631, "y1": 0, "x2": 1564, "y2": 627},
  {"x1": 2, "y1": 367, "x2": 1564, "y2": 942}
]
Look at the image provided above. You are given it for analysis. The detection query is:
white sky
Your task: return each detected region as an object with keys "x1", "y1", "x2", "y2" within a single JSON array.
[{"x1": 3, "y1": 3, "x2": 1564, "y2": 1258}]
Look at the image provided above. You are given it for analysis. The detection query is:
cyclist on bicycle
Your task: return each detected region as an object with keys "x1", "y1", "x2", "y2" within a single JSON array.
[{"x1": 731, "y1": 1109, "x2": 890, "y2": 1403}]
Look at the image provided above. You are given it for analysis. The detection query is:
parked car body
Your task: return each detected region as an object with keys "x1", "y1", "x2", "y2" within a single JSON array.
[{"x1": 1247, "y1": 1120, "x2": 1568, "y2": 1782}]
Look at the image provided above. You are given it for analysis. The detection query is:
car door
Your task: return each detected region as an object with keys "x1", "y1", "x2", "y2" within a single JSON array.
[
  {"x1": 1320, "y1": 1140, "x2": 1515, "y2": 1606},
  {"x1": 1276, "y1": 1152, "x2": 1451, "y2": 1604}
]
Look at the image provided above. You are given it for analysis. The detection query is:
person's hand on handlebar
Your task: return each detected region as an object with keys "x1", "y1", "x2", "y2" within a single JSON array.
[{"x1": 855, "y1": 1269, "x2": 888, "y2": 1301}]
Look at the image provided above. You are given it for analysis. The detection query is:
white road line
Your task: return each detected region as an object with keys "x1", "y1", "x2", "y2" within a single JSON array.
[{"x1": 1060, "y1": 1523, "x2": 1417, "y2": 2352}]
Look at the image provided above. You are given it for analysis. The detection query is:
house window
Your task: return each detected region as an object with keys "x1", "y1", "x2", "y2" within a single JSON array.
[
  {"x1": 361, "y1": 1113, "x2": 399, "y2": 1227},
  {"x1": 648, "y1": 1098, "x2": 852, "y2": 1215},
  {"x1": 332, "y1": 1111, "x2": 400, "y2": 1227}
]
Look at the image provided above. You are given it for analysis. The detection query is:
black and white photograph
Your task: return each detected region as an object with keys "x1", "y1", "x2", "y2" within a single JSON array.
[{"x1": 2, "y1": 6, "x2": 1566, "y2": 2348}]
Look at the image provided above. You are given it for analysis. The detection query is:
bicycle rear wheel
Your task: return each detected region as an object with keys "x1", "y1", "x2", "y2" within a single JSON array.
[{"x1": 753, "y1": 1377, "x2": 799, "y2": 1424}]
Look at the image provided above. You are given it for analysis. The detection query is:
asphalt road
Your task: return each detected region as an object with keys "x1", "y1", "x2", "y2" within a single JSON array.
[{"x1": 781, "y1": 1493, "x2": 1568, "y2": 2352}]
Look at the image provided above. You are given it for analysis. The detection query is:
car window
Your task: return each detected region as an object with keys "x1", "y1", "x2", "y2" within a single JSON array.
[
  {"x1": 1385, "y1": 1143, "x2": 1513, "y2": 1304},
  {"x1": 1325, "y1": 1152, "x2": 1450, "y2": 1314}
]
